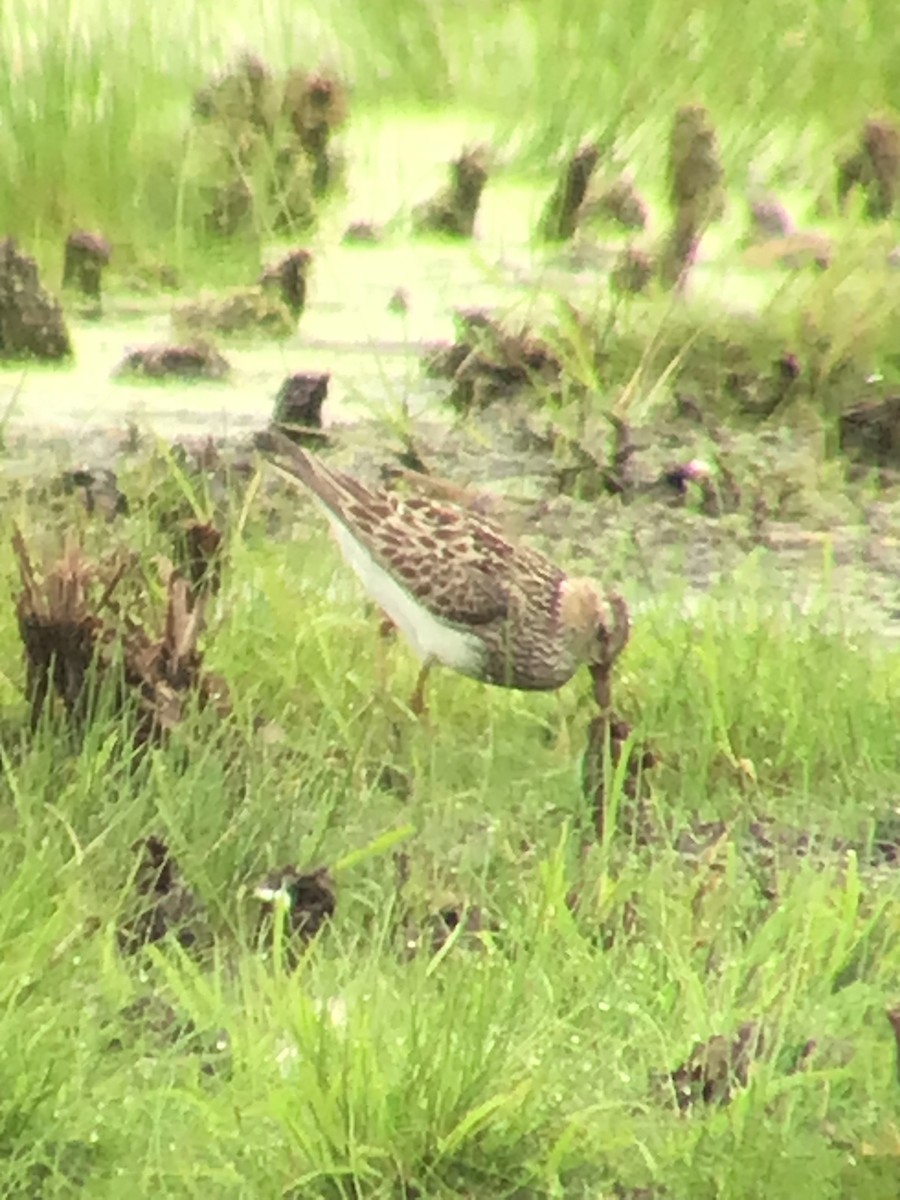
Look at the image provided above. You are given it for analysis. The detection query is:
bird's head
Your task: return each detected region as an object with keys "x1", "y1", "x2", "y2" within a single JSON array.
[{"x1": 558, "y1": 578, "x2": 631, "y2": 672}]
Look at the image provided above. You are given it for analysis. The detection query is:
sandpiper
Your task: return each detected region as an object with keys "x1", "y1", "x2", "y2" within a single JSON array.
[{"x1": 266, "y1": 432, "x2": 629, "y2": 713}]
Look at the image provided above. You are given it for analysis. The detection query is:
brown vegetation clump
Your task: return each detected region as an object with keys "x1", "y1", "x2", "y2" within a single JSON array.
[
  {"x1": 745, "y1": 195, "x2": 794, "y2": 242},
  {"x1": 0, "y1": 238, "x2": 72, "y2": 360},
  {"x1": 62, "y1": 230, "x2": 111, "y2": 308},
  {"x1": 610, "y1": 246, "x2": 654, "y2": 296},
  {"x1": 192, "y1": 55, "x2": 348, "y2": 237},
  {"x1": 193, "y1": 53, "x2": 277, "y2": 136},
  {"x1": 839, "y1": 395, "x2": 900, "y2": 465},
  {"x1": 667, "y1": 104, "x2": 725, "y2": 218},
  {"x1": 388, "y1": 287, "x2": 409, "y2": 314},
  {"x1": 837, "y1": 115, "x2": 900, "y2": 219},
  {"x1": 537, "y1": 142, "x2": 601, "y2": 242},
  {"x1": 271, "y1": 372, "x2": 330, "y2": 443},
  {"x1": 204, "y1": 176, "x2": 255, "y2": 239},
  {"x1": 58, "y1": 466, "x2": 129, "y2": 520},
  {"x1": 11, "y1": 527, "x2": 230, "y2": 748},
  {"x1": 173, "y1": 519, "x2": 225, "y2": 598},
  {"x1": 410, "y1": 904, "x2": 493, "y2": 957},
  {"x1": 554, "y1": 438, "x2": 620, "y2": 502},
  {"x1": 425, "y1": 308, "x2": 562, "y2": 411},
  {"x1": 115, "y1": 341, "x2": 231, "y2": 380},
  {"x1": 554, "y1": 414, "x2": 639, "y2": 501},
  {"x1": 258, "y1": 247, "x2": 312, "y2": 317},
  {"x1": 268, "y1": 147, "x2": 318, "y2": 235},
  {"x1": 659, "y1": 218, "x2": 699, "y2": 291},
  {"x1": 281, "y1": 70, "x2": 348, "y2": 196},
  {"x1": 117, "y1": 836, "x2": 207, "y2": 955},
  {"x1": 173, "y1": 291, "x2": 295, "y2": 340},
  {"x1": 668, "y1": 1022, "x2": 765, "y2": 1110},
  {"x1": 413, "y1": 148, "x2": 489, "y2": 238},
  {"x1": 660, "y1": 104, "x2": 724, "y2": 289},
  {"x1": 391, "y1": 854, "x2": 496, "y2": 960},
  {"x1": 173, "y1": 249, "x2": 311, "y2": 342},
  {"x1": 581, "y1": 175, "x2": 649, "y2": 231},
  {"x1": 254, "y1": 865, "x2": 336, "y2": 968},
  {"x1": 342, "y1": 220, "x2": 382, "y2": 244}
]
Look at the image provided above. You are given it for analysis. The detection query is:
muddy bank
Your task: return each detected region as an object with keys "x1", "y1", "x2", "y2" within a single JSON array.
[{"x1": 5, "y1": 403, "x2": 899, "y2": 643}]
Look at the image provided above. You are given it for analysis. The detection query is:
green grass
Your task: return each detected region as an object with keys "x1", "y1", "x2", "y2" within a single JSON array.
[
  {"x1": 0, "y1": 0, "x2": 898, "y2": 267},
  {"x1": 1, "y1": 3, "x2": 900, "y2": 1194},
  {"x1": 0, "y1": 466, "x2": 898, "y2": 1198}
]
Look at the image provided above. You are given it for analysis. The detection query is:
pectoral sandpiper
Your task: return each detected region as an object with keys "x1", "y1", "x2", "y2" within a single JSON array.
[{"x1": 266, "y1": 432, "x2": 629, "y2": 714}]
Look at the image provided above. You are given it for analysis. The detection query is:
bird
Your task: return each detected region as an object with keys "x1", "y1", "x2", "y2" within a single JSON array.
[{"x1": 265, "y1": 431, "x2": 629, "y2": 715}]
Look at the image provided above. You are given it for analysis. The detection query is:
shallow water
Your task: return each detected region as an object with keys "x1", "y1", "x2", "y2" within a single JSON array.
[{"x1": 0, "y1": 110, "x2": 783, "y2": 467}]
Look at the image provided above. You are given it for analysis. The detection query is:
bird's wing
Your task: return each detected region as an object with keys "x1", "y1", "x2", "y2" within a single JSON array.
[
  {"x1": 266, "y1": 435, "x2": 559, "y2": 627},
  {"x1": 367, "y1": 492, "x2": 513, "y2": 627}
]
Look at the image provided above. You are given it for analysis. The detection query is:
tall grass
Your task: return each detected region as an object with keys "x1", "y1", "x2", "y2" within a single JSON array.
[{"x1": 0, "y1": 0, "x2": 897, "y2": 261}]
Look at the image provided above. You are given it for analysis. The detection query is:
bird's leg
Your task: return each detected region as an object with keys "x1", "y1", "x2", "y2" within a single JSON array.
[
  {"x1": 409, "y1": 660, "x2": 433, "y2": 720},
  {"x1": 374, "y1": 614, "x2": 397, "y2": 696}
]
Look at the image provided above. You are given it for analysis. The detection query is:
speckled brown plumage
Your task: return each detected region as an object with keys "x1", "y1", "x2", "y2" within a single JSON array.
[{"x1": 267, "y1": 432, "x2": 629, "y2": 692}]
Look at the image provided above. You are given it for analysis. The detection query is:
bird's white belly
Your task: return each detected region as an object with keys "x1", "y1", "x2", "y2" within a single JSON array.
[{"x1": 327, "y1": 516, "x2": 486, "y2": 676}]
